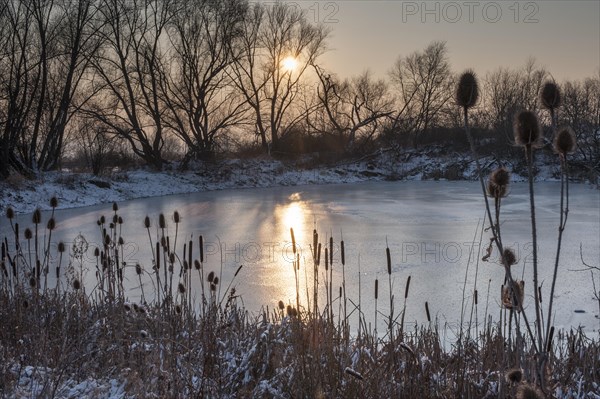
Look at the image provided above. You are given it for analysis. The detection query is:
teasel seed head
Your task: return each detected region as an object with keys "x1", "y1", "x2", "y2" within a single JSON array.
[
  {"x1": 24, "y1": 228, "x2": 33, "y2": 240},
  {"x1": 210, "y1": 283, "x2": 217, "y2": 292},
  {"x1": 32, "y1": 208, "x2": 41, "y2": 224},
  {"x1": 135, "y1": 263, "x2": 142, "y2": 275},
  {"x1": 6, "y1": 207, "x2": 14, "y2": 220},
  {"x1": 47, "y1": 218, "x2": 56, "y2": 231},
  {"x1": 29, "y1": 277, "x2": 36, "y2": 288},
  {"x1": 490, "y1": 167, "x2": 510, "y2": 187},
  {"x1": 502, "y1": 248, "x2": 517, "y2": 267},
  {"x1": 175, "y1": 305, "x2": 182, "y2": 314},
  {"x1": 99, "y1": 215, "x2": 105, "y2": 224},
  {"x1": 178, "y1": 283, "x2": 185, "y2": 294},
  {"x1": 286, "y1": 305, "x2": 293, "y2": 317},
  {"x1": 50, "y1": 196, "x2": 58, "y2": 208},
  {"x1": 514, "y1": 110, "x2": 542, "y2": 148},
  {"x1": 94, "y1": 247, "x2": 100, "y2": 257},
  {"x1": 124, "y1": 303, "x2": 131, "y2": 312},
  {"x1": 112, "y1": 202, "x2": 118, "y2": 212},
  {"x1": 213, "y1": 277, "x2": 219, "y2": 286},
  {"x1": 278, "y1": 300, "x2": 285, "y2": 310},
  {"x1": 540, "y1": 81, "x2": 561, "y2": 110},
  {"x1": 516, "y1": 383, "x2": 543, "y2": 399},
  {"x1": 207, "y1": 271, "x2": 215, "y2": 283},
  {"x1": 173, "y1": 211, "x2": 180, "y2": 224},
  {"x1": 58, "y1": 242, "x2": 66, "y2": 253},
  {"x1": 118, "y1": 216, "x2": 123, "y2": 225},
  {"x1": 112, "y1": 215, "x2": 118, "y2": 224},
  {"x1": 456, "y1": 70, "x2": 479, "y2": 109},
  {"x1": 144, "y1": 216, "x2": 151, "y2": 229},
  {"x1": 554, "y1": 126, "x2": 577, "y2": 155},
  {"x1": 118, "y1": 237, "x2": 124, "y2": 246},
  {"x1": 194, "y1": 260, "x2": 201, "y2": 270},
  {"x1": 73, "y1": 279, "x2": 81, "y2": 290},
  {"x1": 505, "y1": 368, "x2": 523, "y2": 384}
]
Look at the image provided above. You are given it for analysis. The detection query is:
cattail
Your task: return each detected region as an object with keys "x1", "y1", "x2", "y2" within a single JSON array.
[
  {"x1": 6, "y1": 207, "x2": 14, "y2": 220},
  {"x1": 404, "y1": 275, "x2": 411, "y2": 299},
  {"x1": 516, "y1": 383, "x2": 543, "y2": 399},
  {"x1": 194, "y1": 260, "x2": 201, "y2": 270},
  {"x1": 325, "y1": 248, "x2": 329, "y2": 271},
  {"x1": 58, "y1": 242, "x2": 66, "y2": 253},
  {"x1": 46, "y1": 217, "x2": 55, "y2": 231},
  {"x1": 554, "y1": 126, "x2": 577, "y2": 155},
  {"x1": 547, "y1": 326, "x2": 555, "y2": 352},
  {"x1": 313, "y1": 230, "x2": 318, "y2": 260},
  {"x1": 540, "y1": 81, "x2": 561, "y2": 110},
  {"x1": 173, "y1": 211, "x2": 180, "y2": 224},
  {"x1": 502, "y1": 248, "x2": 517, "y2": 267},
  {"x1": 112, "y1": 202, "x2": 118, "y2": 212},
  {"x1": 207, "y1": 271, "x2": 215, "y2": 283},
  {"x1": 278, "y1": 300, "x2": 285, "y2": 310},
  {"x1": 169, "y1": 252, "x2": 175, "y2": 264},
  {"x1": 341, "y1": 241, "x2": 345, "y2": 265},
  {"x1": 474, "y1": 289, "x2": 478, "y2": 305},
  {"x1": 329, "y1": 237, "x2": 333, "y2": 265},
  {"x1": 118, "y1": 237, "x2": 124, "y2": 246},
  {"x1": 178, "y1": 283, "x2": 185, "y2": 294},
  {"x1": 386, "y1": 247, "x2": 391, "y2": 275},
  {"x1": 234, "y1": 264, "x2": 243, "y2": 277},
  {"x1": 456, "y1": 70, "x2": 479, "y2": 109},
  {"x1": 290, "y1": 228, "x2": 296, "y2": 254},
  {"x1": 505, "y1": 368, "x2": 523, "y2": 383},
  {"x1": 159, "y1": 214, "x2": 166, "y2": 229},
  {"x1": 50, "y1": 196, "x2": 58, "y2": 208},
  {"x1": 24, "y1": 228, "x2": 32, "y2": 240},
  {"x1": 144, "y1": 216, "x2": 151, "y2": 228},
  {"x1": 344, "y1": 367, "x2": 364, "y2": 380},
  {"x1": 135, "y1": 263, "x2": 142, "y2": 275},
  {"x1": 425, "y1": 301, "x2": 431, "y2": 323},
  {"x1": 374, "y1": 279, "x2": 378, "y2": 299},
  {"x1": 73, "y1": 279, "x2": 81, "y2": 290},
  {"x1": 199, "y1": 236, "x2": 204, "y2": 262},
  {"x1": 514, "y1": 110, "x2": 542, "y2": 148},
  {"x1": 32, "y1": 208, "x2": 41, "y2": 224}
]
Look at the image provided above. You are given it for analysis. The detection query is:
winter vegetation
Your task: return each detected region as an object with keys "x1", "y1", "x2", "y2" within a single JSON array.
[
  {"x1": 0, "y1": 0, "x2": 598, "y2": 182},
  {"x1": 1, "y1": 0, "x2": 600, "y2": 398}
]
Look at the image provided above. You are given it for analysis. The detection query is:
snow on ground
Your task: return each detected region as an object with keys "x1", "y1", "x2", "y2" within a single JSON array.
[{"x1": 0, "y1": 149, "x2": 563, "y2": 214}]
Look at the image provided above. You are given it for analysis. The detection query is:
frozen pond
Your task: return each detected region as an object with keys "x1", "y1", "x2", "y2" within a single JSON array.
[{"x1": 2, "y1": 181, "x2": 599, "y2": 333}]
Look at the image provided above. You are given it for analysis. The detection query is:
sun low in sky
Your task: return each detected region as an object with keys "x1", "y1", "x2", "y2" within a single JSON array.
[{"x1": 281, "y1": 56, "x2": 299, "y2": 73}]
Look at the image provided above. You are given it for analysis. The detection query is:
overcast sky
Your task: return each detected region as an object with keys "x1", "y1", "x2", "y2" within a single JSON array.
[{"x1": 283, "y1": 0, "x2": 599, "y2": 81}]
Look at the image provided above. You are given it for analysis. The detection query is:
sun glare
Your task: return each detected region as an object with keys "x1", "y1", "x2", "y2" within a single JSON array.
[{"x1": 281, "y1": 56, "x2": 298, "y2": 72}]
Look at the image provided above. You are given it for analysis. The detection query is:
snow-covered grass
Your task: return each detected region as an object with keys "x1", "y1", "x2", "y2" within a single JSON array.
[
  {"x1": 0, "y1": 148, "x2": 569, "y2": 215},
  {"x1": 1, "y1": 202, "x2": 599, "y2": 399}
]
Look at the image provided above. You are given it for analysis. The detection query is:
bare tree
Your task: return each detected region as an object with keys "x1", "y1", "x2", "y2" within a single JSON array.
[
  {"x1": 310, "y1": 67, "x2": 393, "y2": 151},
  {"x1": 163, "y1": 0, "x2": 248, "y2": 162},
  {"x1": 85, "y1": 0, "x2": 174, "y2": 169},
  {"x1": 231, "y1": 2, "x2": 329, "y2": 152},
  {"x1": 389, "y1": 41, "x2": 453, "y2": 147}
]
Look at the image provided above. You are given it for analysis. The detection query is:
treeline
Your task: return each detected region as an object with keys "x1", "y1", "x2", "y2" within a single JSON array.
[{"x1": 0, "y1": 0, "x2": 598, "y2": 178}]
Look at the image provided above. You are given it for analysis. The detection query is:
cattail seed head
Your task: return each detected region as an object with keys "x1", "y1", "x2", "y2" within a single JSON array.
[
  {"x1": 503, "y1": 248, "x2": 517, "y2": 266},
  {"x1": 207, "y1": 271, "x2": 215, "y2": 283},
  {"x1": 514, "y1": 110, "x2": 542, "y2": 148},
  {"x1": 278, "y1": 300, "x2": 285, "y2": 310},
  {"x1": 50, "y1": 196, "x2": 58, "y2": 208},
  {"x1": 73, "y1": 279, "x2": 81, "y2": 290},
  {"x1": 194, "y1": 260, "x2": 201, "y2": 270},
  {"x1": 144, "y1": 216, "x2": 151, "y2": 228},
  {"x1": 135, "y1": 263, "x2": 142, "y2": 275},
  {"x1": 456, "y1": 70, "x2": 479, "y2": 109},
  {"x1": 173, "y1": 211, "x2": 180, "y2": 224},
  {"x1": 6, "y1": 207, "x2": 14, "y2": 220},
  {"x1": 58, "y1": 242, "x2": 66, "y2": 253},
  {"x1": 32, "y1": 209, "x2": 41, "y2": 224},
  {"x1": 118, "y1": 237, "x2": 124, "y2": 246},
  {"x1": 169, "y1": 252, "x2": 175, "y2": 264},
  {"x1": 159, "y1": 214, "x2": 166, "y2": 229},
  {"x1": 554, "y1": 126, "x2": 577, "y2": 155},
  {"x1": 112, "y1": 202, "x2": 119, "y2": 212},
  {"x1": 540, "y1": 81, "x2": 561, "y2": 110},
  {"x1": 47, "y1": 218, "x2": 56, "y2": 231},
  {"x1": 505, "y1": 368, "x2": 523, "y2": 384},
  {"x1": 178, "y1": 283, "x2": 185, "y2": 294},
  {"x1": 24, "y1": 228, "x2": 32, "y2": 240}
]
